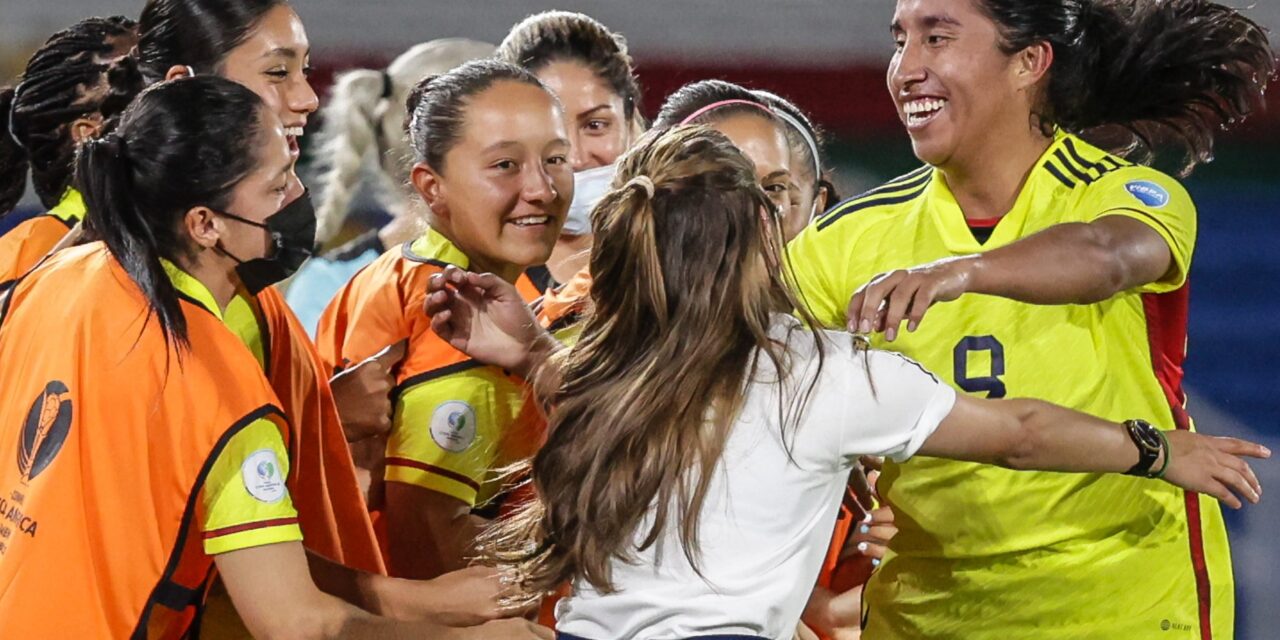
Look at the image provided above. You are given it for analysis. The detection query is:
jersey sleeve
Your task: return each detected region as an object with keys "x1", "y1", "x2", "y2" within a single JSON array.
[
  {"x1": 815, "y1": 346, "x2": 957, "y2": 464},
  {"x1": 385, "y1": 367, "x2": 510, "y2": 507},
  {"x1": 200, "y1": 418, "x2": 302, "y2": 555},
  {"x1": 382, "y1": 280, "x2": 514, "y2": 507},
  {"x1": 1079, "y1": 166, "x2": 1197, "y2": 293},
  {"x1": 785, "y1": 226, "x2": 851, "y2": 329}
]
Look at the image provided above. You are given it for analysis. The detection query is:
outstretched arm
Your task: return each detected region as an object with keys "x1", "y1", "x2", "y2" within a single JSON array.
[
  {"x1": 923, "y1": 394, "x2": 1268, "y2": 509},
  {"x1": 848, "y1": 216, "x2": 1173, "y2": 339},
  {"x1": 216, "y1": 542, "x2": 553, "y2": 640},
  {"x1": 304, "y1": 550, "x2": 516, "y2": 626}
]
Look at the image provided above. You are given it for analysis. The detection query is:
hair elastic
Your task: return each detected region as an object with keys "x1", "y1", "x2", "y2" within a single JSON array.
[{"x1": 626, "y1": 175, "x2": 655, "y2": 199}]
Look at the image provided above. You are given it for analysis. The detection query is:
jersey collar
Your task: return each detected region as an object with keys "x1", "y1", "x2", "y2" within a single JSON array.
[
  {"x1": 925, "y1": 130, "x2": 1075, "y2": 252},
  {"x1": 160, "y1": 258, "x2": 223, "y2": 320},
  {"x1": 403, "y1": 226, "x2": 470, "y2": 268},
  {"x1": 402, "y1": 225, "x2": 543, "y2": 302},
  {"x1": 48, "y1": 189, "x2": 86, "y2": 225}
]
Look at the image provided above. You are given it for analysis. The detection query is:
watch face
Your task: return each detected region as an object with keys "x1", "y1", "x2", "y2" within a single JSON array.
[{"x1": 1130, "y1": 421, "x2": 1162, "y2": 451}]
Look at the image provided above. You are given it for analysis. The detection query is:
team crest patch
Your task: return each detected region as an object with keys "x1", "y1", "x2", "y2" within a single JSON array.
[
  {"x1": 430, "y1": 401, "x2": 477, "y2": 453},
  {"x1": 18, "y1": 381, "x2": 73, "y2": 484},
  {"x1": 1125, "y1": 180, "x2": 1170, "y2": 208},
  {"x1": 241, "y1": 449, "x2": 286, "y2": 503}
]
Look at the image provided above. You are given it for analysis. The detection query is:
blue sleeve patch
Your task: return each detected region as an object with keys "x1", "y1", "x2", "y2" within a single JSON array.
[{"x1": 1125, "y1": 180, "x2": 1170, "y2": 208}]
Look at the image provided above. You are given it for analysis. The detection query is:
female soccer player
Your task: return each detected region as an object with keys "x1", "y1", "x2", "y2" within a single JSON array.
[
  {"x1": 537, "y1": 81, "x2": 817, "y2": 359},
  {"x1": 0, "y1": 76, "x2": 548, "y2": 640},
  {"x1": 286, "y1": 38, "x2": 495, "y2": 336},
  {"x1": 652, "y1": 80, "x2": 797, "y2": 224},
  {"x1": 315, "y1": 59, "x2": 572, "y2": 581},
  {"x1": 421, "y1": 124, "x2": 1267, "y2": 640},
  {"x1": 131, "y1": 0, "x2": 393, "y2": 575},
  {"x1": 752, "y1": 90, "x2": 841, "y2": 239},
  {"x1": 785, "y1": 0, "x2": 1275, "y2": 637},
  {"x1": 0, "y1": 16, "x2": 137, "y2": 288},
  {"x1": 497, "y1": 10, "x2": 646, "y2": 284}
]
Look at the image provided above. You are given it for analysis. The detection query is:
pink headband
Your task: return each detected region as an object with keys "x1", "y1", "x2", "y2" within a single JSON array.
[{"x1": 678, "y1": 99, "x2": 773, "y2": 126}]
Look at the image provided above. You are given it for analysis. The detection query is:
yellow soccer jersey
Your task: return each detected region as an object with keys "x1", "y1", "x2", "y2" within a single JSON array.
[
  {"x1": 384, "y1": 233, "x2": 543, "y2": 507},
  {"x1": 223, "y1": 292, "x2": 268, "y2": 369},
  {"x1": 316, "y1": 229, "x2": 545, "y2": 508},
  {"x1": 162, "y1": 261, "x2": 301, "y2": 556},
  {"x1": 388, "y1": 366, "x2": 543, "y2": 508},
  {"x1": 787, "y1": 132, "x2": 1230, "y2": 639},
  {"x1": 200, "y1": 420, "x2": 302, "y2": 555}
]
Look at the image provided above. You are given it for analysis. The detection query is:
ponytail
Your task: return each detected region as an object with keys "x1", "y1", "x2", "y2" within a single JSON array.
[
  {"x1": 313, "y1": 39, "x2": 495, "y2": 249},
  {"x1": 74, "y1": 76, "x2": 266, "y2": 354},
  {"x1": 100, "y1": 54, "x2": 146, "y2": 130},
  {"x1": 0, "y1": 87, "x2": 31, "y2": 217},
  {"x1": 482, "y1": 126, "x2": 825, "y2": 604},
  {"x1": 981, "y1": 0, "x2": 1275, "y2": 174},
  {"x1": 78, "y1": 135, "x2": 188, "y2": 350},
  {"x1": 593, "y1": 175, "x2": 670, "y2": 334},
  {"x1": 313, "y1": 69, "x2": 387, "y2": 246}
]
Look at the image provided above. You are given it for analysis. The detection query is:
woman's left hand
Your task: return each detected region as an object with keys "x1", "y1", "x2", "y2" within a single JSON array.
[{"x1": 846, "y1": 255, "x2": 979, "y2": 341}]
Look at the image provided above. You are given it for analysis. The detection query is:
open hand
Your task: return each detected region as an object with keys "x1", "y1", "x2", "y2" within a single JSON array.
[{"x1": 1162, "y1": 431, "x2": 1269, "y2": 509}]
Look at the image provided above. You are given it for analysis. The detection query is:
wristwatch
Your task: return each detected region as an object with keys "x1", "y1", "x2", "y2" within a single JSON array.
[{"x1": 1123, "y1": 419, "x2": 1164, "y2": 477}]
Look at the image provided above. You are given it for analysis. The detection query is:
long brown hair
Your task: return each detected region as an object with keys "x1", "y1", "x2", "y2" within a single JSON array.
[{"x1": 483, "y1": 125, "x2": 827, "y2": 603}]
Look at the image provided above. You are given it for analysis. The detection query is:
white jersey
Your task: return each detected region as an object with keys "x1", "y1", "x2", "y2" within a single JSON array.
[{"x1": 556, "y1": 317, "x2": 957, "y2": 640}]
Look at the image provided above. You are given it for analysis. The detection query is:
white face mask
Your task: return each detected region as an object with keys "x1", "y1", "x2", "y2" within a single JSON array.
[{"x1": 562, "y1": 163, "x2": 618, "y2": 236}]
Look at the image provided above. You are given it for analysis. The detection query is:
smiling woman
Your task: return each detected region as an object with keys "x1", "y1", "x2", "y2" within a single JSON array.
[
  {"x1": 129, "y1": 0, "x2": 394, "y2": 607},
  {"x1": 653, "y1": 80, "x2": 797, "y2": 234},
  {"x1": 785, "y1": 1, "x2": 1274, "y2": 638},
  {"x1": 315, "y1": 59, "x2": 572, "y2": 581},
  {"x1": 0, "y1": 76, "x2": 553, "y2": 640},
  {"x1": 497, "y1": 10, "x2": 646, "y2": 283},
  {"x1": 136, "y1": 0, "x2": 319, "y2": 159}
]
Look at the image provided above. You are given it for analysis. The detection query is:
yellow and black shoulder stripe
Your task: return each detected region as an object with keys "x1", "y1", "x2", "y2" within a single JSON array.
[
  {"x1": 815, "y1": 165, "x2": 933, "y2": 232},
  {"x1": 1042, "y1": 137, "x2": 1132, "y2": 189}
]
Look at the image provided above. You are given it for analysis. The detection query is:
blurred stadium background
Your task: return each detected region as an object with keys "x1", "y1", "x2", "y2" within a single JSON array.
[{"x1": 4, "y1": 1, "x2": 1278, "y2": 636}]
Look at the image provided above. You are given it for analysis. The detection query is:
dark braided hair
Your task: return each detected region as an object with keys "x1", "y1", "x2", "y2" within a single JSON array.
[
  {"x1": 0, "y1": 16, "x2": 138, "y2": 216},
  {"x1": 978, "y1": 0, "x2": 1275, "y2": 174}
]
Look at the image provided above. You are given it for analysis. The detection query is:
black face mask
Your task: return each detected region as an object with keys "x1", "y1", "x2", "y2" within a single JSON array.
[{"x1": 214, "y1": 190, "x2": 317, "y2": 295}]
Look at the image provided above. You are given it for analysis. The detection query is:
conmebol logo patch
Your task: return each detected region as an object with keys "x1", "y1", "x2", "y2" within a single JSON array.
[{"x1": 1125, "y1": 181, "x2": 1170, "y2": 208}]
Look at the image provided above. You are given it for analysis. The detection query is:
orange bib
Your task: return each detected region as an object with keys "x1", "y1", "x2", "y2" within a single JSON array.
[{"x1": 0, "y1": 244, "x2": 288, "y2": 639}]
